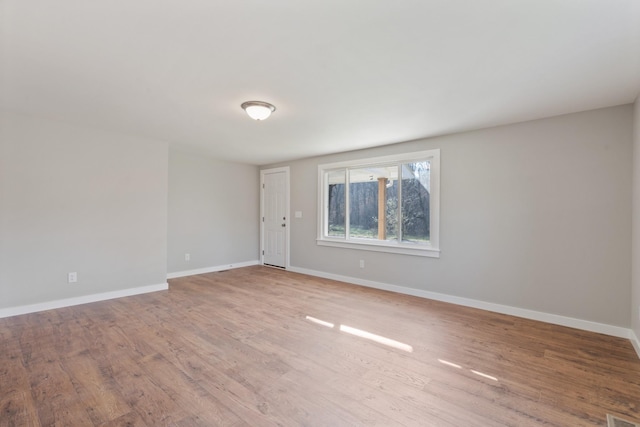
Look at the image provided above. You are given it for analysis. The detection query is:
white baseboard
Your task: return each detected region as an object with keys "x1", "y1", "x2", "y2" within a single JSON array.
[
  {"x1": 288, "y1": 266, "x2": 633, "y2": 340},
  {"x1": 630, "y1": 330, "x2": 640, "y2": 359},
  {"x1": 0, "y1": 282, "x2": 168, "y2": 319},
  {"x1": 167, "y1": 260, "x2": 260, "y2": 279}
]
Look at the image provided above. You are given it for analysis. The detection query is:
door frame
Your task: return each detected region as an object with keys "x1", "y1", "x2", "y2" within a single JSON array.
[{"x1": 260, "y1": 166, "x2": 290, "y2": 269}]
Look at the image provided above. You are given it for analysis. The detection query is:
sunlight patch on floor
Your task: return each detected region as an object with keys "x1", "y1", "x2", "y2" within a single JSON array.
[
  {"x1": 438, "y1": 359, "x2": 499, "y2": 382},
  {"x1": 305, "y1": 315, "x2": 335, "y2": 328},
  {"x1": 339, "y1": 324, "x2": 414, "y2": 353},
  {"x1": 438, "y1": 359, "x2": 462, "y2": 369},
  {"x1": 471, "y1": 370, "x2": 498, "y2": 381},
  {"x1": 304, "y1": 315, "x2": 413, "y2": 352}
]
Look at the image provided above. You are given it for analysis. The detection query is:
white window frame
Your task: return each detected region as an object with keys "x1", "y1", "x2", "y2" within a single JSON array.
[{"x1": 317, "y1": 149, "x2": 440, "y2": 258}]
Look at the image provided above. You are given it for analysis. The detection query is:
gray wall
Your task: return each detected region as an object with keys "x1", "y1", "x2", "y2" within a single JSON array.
[
  {"x1": 632, "y1": 98, "x2": 640, "y2": 339},
  {"x1": 0, "y1": 112, "x2": 168, "y2": 308},
  {"x1": 266, "y1": 105, "x2": 633, "y2": 328},
  {"x1": 167, "y1": 148, "x2": 259, "y2": 273}
]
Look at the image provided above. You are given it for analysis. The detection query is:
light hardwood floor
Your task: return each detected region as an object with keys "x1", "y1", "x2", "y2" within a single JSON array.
[{"x1": 1, "y1": 266, "x2": 639, "y2": 426}]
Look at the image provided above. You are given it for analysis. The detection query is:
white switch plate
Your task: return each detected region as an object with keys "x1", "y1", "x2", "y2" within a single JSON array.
[
  {"x1": 359, "y1": 260, "x2": 364, "y2": 268},
  {"x1": 295, "y1": 211, "x2": 303, "y2": 218},
  {"x1": 68, "y1": 272, "x2": 78, "y2": 283},
  {"x1": 185, "y1": 253, "x2": 191, "y2": 261}
]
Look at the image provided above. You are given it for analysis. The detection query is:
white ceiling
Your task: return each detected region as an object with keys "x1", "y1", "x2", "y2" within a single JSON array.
[{"x1": 2, "y1": 1, "x2": 639, "y2": 165}]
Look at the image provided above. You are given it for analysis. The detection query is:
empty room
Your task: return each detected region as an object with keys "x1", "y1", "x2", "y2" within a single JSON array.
[{"x1": 2, "y1": 1, "x2": 640, "y2": 426}]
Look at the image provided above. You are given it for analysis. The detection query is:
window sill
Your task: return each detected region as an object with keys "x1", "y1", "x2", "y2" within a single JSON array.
[{"x1": 316, "y1": 238, "x2": 440, "y2": 258}]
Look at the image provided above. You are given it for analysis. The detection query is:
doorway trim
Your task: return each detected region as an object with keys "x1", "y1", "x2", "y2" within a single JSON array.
[{"x1": 260, "y1": 166, "x2": 290, "y2": 269}]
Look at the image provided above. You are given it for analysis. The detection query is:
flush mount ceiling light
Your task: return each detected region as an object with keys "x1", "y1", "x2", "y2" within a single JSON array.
[{"x1": 241, "y1": 101, "x2": 276, "y2": 121}]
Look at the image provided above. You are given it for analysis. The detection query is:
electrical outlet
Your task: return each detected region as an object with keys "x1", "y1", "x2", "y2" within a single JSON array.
[
  {"x1": 359, "y1": 260, "x2": 365, "y2": 268},
  {"x1": 185, "y1": 253, "x2": 190, "y2": 261},
  {"x1": 68, "y1": 272, "x2": 78, "y2": 283}
]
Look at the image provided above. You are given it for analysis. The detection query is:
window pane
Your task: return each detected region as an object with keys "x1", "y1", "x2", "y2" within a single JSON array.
[
  {"x1": 401, "y1": 161, "x2": 430, "y2": 243},
  {"x1": 384, "y1": 178, "x2": 399, "y2": 241},
  {"x1": 348, "y1": 166, "x2": 398, "y2": 240},
  {"x1": 326, "y1": 170, "x2": 346, "y2": 237}
]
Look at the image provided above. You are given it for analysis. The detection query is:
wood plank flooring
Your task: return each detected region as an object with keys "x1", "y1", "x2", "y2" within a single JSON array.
[{"x1": 1, "y1": 265, "x2": 639, "y2": 426}]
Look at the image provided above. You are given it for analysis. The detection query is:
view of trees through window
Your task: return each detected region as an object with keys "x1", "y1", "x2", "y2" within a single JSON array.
[{"x1": 326, "y1": 161, "x2": 430, "y2": 243}]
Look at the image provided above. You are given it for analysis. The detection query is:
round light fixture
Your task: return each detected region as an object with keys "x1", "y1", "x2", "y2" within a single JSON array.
[{"x1": 241, "y1": 101, "x2": 276, "y2": 121}]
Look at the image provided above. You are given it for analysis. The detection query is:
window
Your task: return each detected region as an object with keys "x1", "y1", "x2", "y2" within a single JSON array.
[{"x1": 318, "y1": 149, "x2": 440, "y2": 257}]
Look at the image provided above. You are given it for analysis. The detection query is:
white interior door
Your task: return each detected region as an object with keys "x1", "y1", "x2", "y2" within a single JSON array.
[{"x1": 262, "y1": 168, "x2": 289, "y2": 268}]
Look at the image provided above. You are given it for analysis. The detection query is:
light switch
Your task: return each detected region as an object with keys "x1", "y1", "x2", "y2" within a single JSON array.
[{"x1": 294, "y1": 211, "x2": 303, "y2": 218}]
